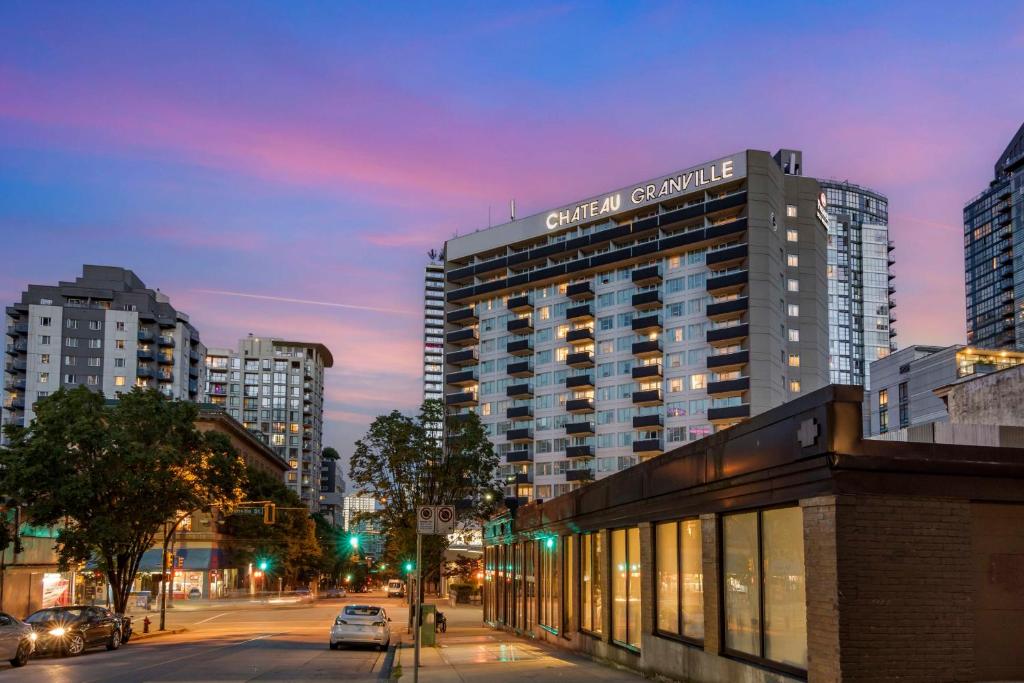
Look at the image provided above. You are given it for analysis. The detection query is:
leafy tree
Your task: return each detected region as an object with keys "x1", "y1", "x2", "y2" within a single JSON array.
[
  {"x1": 444, "y1": 554, "x2": 483, "y2": 584},
  {"x1": 321, "y1": 447, "x2": 340, "y2": 461},
  {"x1": 0, "y1": 387, "x2": 246, "y2": 613},
  {"x1": 349, "y1": 399, "x2": 499, "y2": 588}
]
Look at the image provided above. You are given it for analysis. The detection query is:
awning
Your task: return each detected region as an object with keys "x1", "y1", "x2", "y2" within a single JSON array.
[{"x1": 135, "y1": 548, "x2": 228, "y2": 572}]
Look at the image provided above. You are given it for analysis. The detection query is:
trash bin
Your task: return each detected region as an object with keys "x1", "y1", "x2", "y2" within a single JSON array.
[{"x1": 419, "y1": 604, "x2": 436, "y2": 647}]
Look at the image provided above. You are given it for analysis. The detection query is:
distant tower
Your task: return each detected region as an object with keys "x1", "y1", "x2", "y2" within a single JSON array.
[{"x1": 423, "y1": 249, "x2": 445, "y2": 406}]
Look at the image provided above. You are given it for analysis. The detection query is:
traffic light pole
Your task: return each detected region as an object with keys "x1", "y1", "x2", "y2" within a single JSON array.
[
  {"x1": 159, "y1": 520, "x2": 170, "y2": 631},
  {"x1": 413, "y1": 531, "x2": 422, "y2": 683}
]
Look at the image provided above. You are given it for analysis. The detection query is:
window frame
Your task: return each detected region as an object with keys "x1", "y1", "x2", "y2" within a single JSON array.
[
  {"x1": 653, "y1": 517, "x2": 704, "y2": 647},
  {"x1": 610, "y1": 526, "x2": 641, "y2": 652},
  {"x1": 579, "y1": 531, "x2": 603, "y2": 637}
]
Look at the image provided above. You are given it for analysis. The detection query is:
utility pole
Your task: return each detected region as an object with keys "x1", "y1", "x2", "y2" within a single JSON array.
[{"x1": 413, "y1": 531, "x2": 422, "y2": 683}]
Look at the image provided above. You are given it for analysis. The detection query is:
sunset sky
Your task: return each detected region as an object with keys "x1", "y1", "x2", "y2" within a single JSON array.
[{"x1": 2, "y1": 2, "x2": 1023, "y2": 473}]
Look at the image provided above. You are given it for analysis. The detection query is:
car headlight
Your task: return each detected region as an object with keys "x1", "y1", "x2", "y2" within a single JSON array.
[
  {"x1": 373, "y1": 621, "x2": 386, "y2": 627},
  {"x1": 48, "y1": 627, "x2": 66, "y2": 637}
]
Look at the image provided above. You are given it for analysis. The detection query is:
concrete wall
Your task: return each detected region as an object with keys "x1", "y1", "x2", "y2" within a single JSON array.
[{"x1": 944, "y1": 363, "x2": 1024, "y2": 426}]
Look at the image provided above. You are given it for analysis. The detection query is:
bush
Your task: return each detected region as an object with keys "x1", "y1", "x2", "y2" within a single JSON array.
[{"x1": 448, "y1": 583, "x2": 475, "y2": 603}]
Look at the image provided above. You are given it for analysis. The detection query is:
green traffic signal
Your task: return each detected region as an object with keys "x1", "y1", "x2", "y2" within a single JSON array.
[
  {"x1": 404, "y1": 561, "x2": 414, "y2": 573},
  {"x1": 348, "y1": 535, "x2": 359, "y2": 549},
  {"x1": 258, "y1": 560, "x2": 269, "y2": 571}
]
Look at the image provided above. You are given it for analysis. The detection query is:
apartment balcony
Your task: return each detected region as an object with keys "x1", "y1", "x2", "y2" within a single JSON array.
[
  {"x1": 565, "y1": 421, "x2": 595, "y2": 437},
  {"x1": 706, "y1": 350, "x2": 749, "y2": 373},
  {"x1": 509, "y1": 472, "x2": 533, "y2": 485},
  {"x1": 506, "y1": 450, "x2": 533, "y2": 463},
  {"x1": 188, "y1": 366, "x2": 199, "y2": 378},
  {"x1": 445, "y1": 369, "x2": 478, "y2": 387},
  {"x1": 5, "y1": 342, "x2": 26, "y2": 356},
  {"x1": 506, "y1": 405, "x2": 533, "y2": 421},
  {"x1": 706, "y1": 297, "x2": 749, "y2": 321},
  {"x1": 632, "y1": 290, "x2": 662, "y2": 311},
  {"x1": 633, "y1": 389, "x2": 663, "y2": 406},
  {"x1": 565, "y1": 468, "x2": 594, "y2": 482},
  {"x1": 631, "y1": 314, "x2": 662, "y2": 334},
  {"x1": 707, "y1": 376, "x2": 750, "y2": 398},
  {"x1": 566, "y1": 281, "x2": 594, "y2": 300},
  {"x1": 157, "y1": 335, "x2": 176, "y2": 347},
  {"x1": 3, "y1": 377, "x2": 26, "y2": 392},
  {"x1": 507, "y1": 361, "x2": 533, "y2": 378},
  {"x1": 566, "y1": 398, "x2": 594, "y2": 414},
  {"x1": 706, "y1": 270, "x2": 748, "y2": 295},
  {"x1": 506, "y1": 428, "x2": 533, "y2": 443},
  {"x1": 446, "y1": 391, "x2": 478, "y2": 408},
  {"x1": 507, "y1": 317, "x2": 533, "y2": 334},
  {"x1": 565, "y1": 374, "x2": 594, "y2": 389},
  {"x1": 706, "y1": 323, "x2": 749, "y2": 347},
  {"x1": 157, "y1": 317, "x2": 176, "y2": 329},
  {"x1": 708, "y1": 404, "x2": 751, "y2": 423},
  {"x1": 632, "y1": 340, "x2": 663, "y2": 358},
  {"x1": 8, "y1": 398, "x2": 25, "y2": 410},
  {"x1": 633, "y1": 439, "x2": 663, "y2": 456},
  {"x1": 10, "y1": 322, "x2": 29, "y2": 336},
  {"x1": 566, "y1": 328, "x2": 594, "y2": 345},
  {"x1": 633, "y1": 414, "x2": 663, "y2": 430},
  {"x1": 631, "y1": 364, "x2": 662, "y2": 380},
  {"x1": 157, "y1": 371, "x2": 174, "y2": 382},
  {"x1": 566, "y1": 351, "x2": 594, "y2": 368},
  {"x1": 566, "y1": 444, "x2": 595, "y2": 459},
  {"x1": 189, "y1": 349, "x2": 202, "y2": 362},
  {"x1": 446, "y1": 328, "x2": 479, "y2": 346},
  {"x1": 136, "y1": 348, "x2": 155, "y2": 361},
  {"x1": 136, "y1": 366, "x2": 155, "y2": 378},
  {"x1": 447, "y1": 306, "x2": 478, "y2": 326},
  {"x1": 632, "y1": 265, "x2": 662, "y2": 286},
  {"x1": 157, "y1": 354, "x2": 174, "y2": 365},
  {"x1": 506, "y1": 339, "x2": 533, "y2": 356},
  {"x1": 506, "y1": 383, "x2": 533, "y2": 399},
  {"x1": 446, "y1": 349, "x2": 478, "y2": 367},
  {"x1": 507, "y1": 294, "x2": 532, "y2": 313},
  {"x1": 705, "y1": 243, "x2": 748, "y2": 268},
  {"x1": 566, "y1": 304, "x2": 594, "y2": 322}
]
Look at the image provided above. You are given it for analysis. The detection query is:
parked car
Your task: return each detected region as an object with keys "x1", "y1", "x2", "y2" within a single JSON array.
[
  {"x1": 385, "y1": 579, "x2": 405, "y2": 599},
  {"x1": 322, "y1": 587, "x2": 347, "y2": 599},
  {"x1": 116, "y1": 613, "x2": 133, "y2": 643},
  {"x1": 0, "y1": 611, "x2": 36, "y2": 667},
  {"x1": 187, "y1": 587, "x2": 202, "y2": 599},
  {"x1": 329, "y1": 605, "x2": 391, "y2": 650},
  {"x1": 25, "y1": 605, "x2": 123, "y2": 656}
]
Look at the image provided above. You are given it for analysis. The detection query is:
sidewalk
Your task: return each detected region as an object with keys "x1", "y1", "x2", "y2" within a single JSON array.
[{"x1": 400, "y1": 601, "x2": 640, "y2": 682}]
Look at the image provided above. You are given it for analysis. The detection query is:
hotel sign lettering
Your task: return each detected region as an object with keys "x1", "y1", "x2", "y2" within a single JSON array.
[{"x1": 545, "y1": 156, "x2": 742, "y2": 231}]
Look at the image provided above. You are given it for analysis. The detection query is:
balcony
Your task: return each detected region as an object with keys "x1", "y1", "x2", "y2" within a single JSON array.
[
  {"x1": 157, "y1": 371, "x2": 174, "y2": 382},
  {"x1": 705, "y1": 243, "x2": 748, "y2": 268},
  {"x1": 565, "y1": 421, "x2": 595, "y2": 437},
  {"x1": 6, "y1": 358, "x2": 26, "y2": 372},
  {"x1": 445, "y1": 369, "x2": 478, "y2": 387},
  {"x1": 706, "y1": 297, "x2": 749, "y2": 320},
  {"x1": 505, "y1": 427, "x2": 534, "y2": 443},
  {"x1": 446, "y1": 328, "x2": 479, "y2": 346},
  {"x1": 706, "y1": 270, "x2": 748, "y2": 295},
  {"x1": 632, "y1": 340, "x2": 663, "y2": 358},
  {"x1": 632, "y1": 265, "x2": 662, "y2": 286},
  {"x1": 565, "y1": 374, "x2": 594, "y2": 389},
  {"x1": 447, "y1": 306, "x2": 478, "y2": 326},
  {"x1": 136, "y1": 366, "x2": 155, "y2": 378},
  {"x1": 566, "y1": 444, "x2": 595, "y2": 459},
  {"x1": 8, "y1": 398, "x2": 25, "y2": 410},
  {"x1": 506, "y1": 339, "x2": 533, "y2": 356},
  {"x1": 506, "y1": 383, "x2": 533, "y2": 399},
  {"x1": 189, "y1": 349, "x2": 202, "y2": 362},
  {"x1": 633, "y1": 389, "x2": 663, "y2": 406},
  {"x1": 707, "y1": 376, "x2": 750, "y2": 397},
  {"x1": 632, "y1": 364, "x2": 662, "y2": 380},
  {"x1": 566, "y1": 304, "x2": 594, "y2": 322},
  {"x1": 507, "y1": 294, "x2": 532, "y2": 313},
  {"x1": 633, "y1": 414, "x2": 663, "y2": 430},
  {"x1": 566, "y1": 351, "x2": 594, "y2": 368},
  {"x1": 631, "y1": 315, "x2": 662, "y2": 334},
  {"x1": 136, "y1": 348, "x2": 155, "y2": 361},
  {"x1": 5, "y1": 341, "x2": 27, "y2": 355},
  {"x1": 188, "y1": 366, "x2": 199, "y2": 378},
  {"x1": 708, "y1": 404, "x2": 751, "y2": 423},
  {"x1": 506, "y1": 450, "x2": 533, "y2": 463},
  {"x1": 507, "y1": 317, "x2": 533, "y2": 335},
  {"x1": 446, "y1": 391, "x2": 478, "y2": 407},
  {"x1": 566, "y1": 328, "x2": 594, "y2": 345},
  {"x1": 565, "y1": 468, "x2": 594, "y2": 482},
  {"x1": 707, "y1": 350, "x2": 749, "y2": 372},
  {"x1": 509, "y1": 472, "x2": 533, "y2": 485},
  {"x1": 507, "y1": 361, "x2": 533, "y2": 378},
  {"x1": 566, "y1": 398, "x2": 595, "y2": 414},
  {"x1": 157, "y1": 336, "x2": 176, "y2": 347},
  {"x1": 706, "y1": 324, "x2": 749, "y2": 346},
  {"x1": 632, "y1": 290, "x2": 662, "y2": 311},
  {"x1": 3, "y1": 377, "x2": 26, "y2": 391},
  {"x1": 446, "y1": 349, "x2": 478, "y2": 367},
  {"x1": 506, "y1": 405, "x2": 533, "y2": 421},
  {"x1": 10, "y1": 322, "x2": 29, "y2": 335},
  {"x1": 633, "y1": 439, "x2": 663, "y2": 456},
  {"x1": 206, "y1": 372, "x2": 228, "y2": 384},
  {"x1": 158, "y1": 354, "x2": 174, "y2": 365},
  {"x1": 566, "y1": 281, "x2": 594, "y2": 300}
]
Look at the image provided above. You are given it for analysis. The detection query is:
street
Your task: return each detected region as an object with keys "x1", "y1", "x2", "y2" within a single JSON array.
[{"x1": 0, "y1": 593, "x2": 404, "y2": 682}]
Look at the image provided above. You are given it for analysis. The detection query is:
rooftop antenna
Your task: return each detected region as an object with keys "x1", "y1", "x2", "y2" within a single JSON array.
[{"x1": 510, "y1": 198, "x2": 516, "y2": 221}]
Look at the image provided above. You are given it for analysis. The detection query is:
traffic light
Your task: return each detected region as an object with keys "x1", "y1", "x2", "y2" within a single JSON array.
[
  {"x1": 164, "y1": 551, "x2": 173, "y2": 570},
  {"x1": 348, "y1": 534, "x2": 359, "y2": 550},
  {"x1": 262, "y1": 503, "x2": 276, "y2": 525},
  {"x1": 403, "y1": 561, "x2": 414, "y2": 574},
  {"x1": 258, "y1": 559, "x2": 269, "y2": 572}
]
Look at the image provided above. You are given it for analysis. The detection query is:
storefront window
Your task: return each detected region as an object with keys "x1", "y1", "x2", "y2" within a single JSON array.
[
  {"x1": 539, "y1": 537, "x2": 560, "y2": 631},
  {"x1": 656, "y1": 522, "x2": 679, "y2": 634},
  {"x1": 580, "y1": 532, "x2": 604, "y2": 634},
  {"x1": 680, "y1": 519, "x2": 704, "y2": 640},
  {"x1": 656, "y1": 519, "x2": 704, "y2": 640},
  {"x1": 724, "y1": 512, "x2": 760, "y2": 655},
  {"x1": 612, "y1": 527, "x2": 642, "y2": 649},
  {"x1": 563, "y1": 535, "x2": 575, "y2": 632}
]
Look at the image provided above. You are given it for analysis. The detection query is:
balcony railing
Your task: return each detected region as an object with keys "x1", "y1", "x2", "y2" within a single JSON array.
[
  {"x1": 565, "y1": 422, "x2": 595, "y2": 436},
  {"x1": 708, "y1": 404, "x2": 751, "y2": 422},
  {"x1": 506, "y1": 383, "x2": 533, "y2": 399},
  {"x1": 445, "y1": 369, "x2": 478, "y2": 387},
  {"x1": 632, "y1": 364, "x2": 662, "y2": 380},
  {"x1": 632, "y1": 265, "x2": 662, "y2": 285},
  {"x1": 632, "y1": 340, "x2": 662, "y2": 357},
  {"x1": 506, "y1": 339, "x2": 533, "y2": 356},
  {"x1": 507, "y1": 317, "x2": 533, "y2": 334},
  {"x1": 706, "y1": 350, "x2": 749, "y2": 371},
  {"x1": 506, "y1": 428, "x2": 533, "y2": 443},
  {"x1": 706, "y1": 297, "x2": 749, "y2": 319},
  {"x1": 631, "y1": 315, "x2": 662, "y2": 334},
  {"x1": 447, "y1": 306, "x2": 478, "y2": 326},
  {"x1": 507, "y1": 361, "x2": 533, "y2": 377},
  {"x1": 632, "y1": 290, "x2": 662, "y2": 310},
  {"x1": 566, "y1": 351, "x2": 594, "y2": 368},
  {"x1": 446, "y1": 328, "x2": 479, "y2": 346},
  {"x1": 507, "y1": 294, "x2": 532, "y2": 313},
  {"x1": 565, "y1": 468, "x2": 594, "y2": 482},
  {"x1": 566, "y1": 328, "x2": 594, "y2": 345},
  {"x1": 633, "y1": 414, "x2": 663, "y2": 430},
  {"x1": 158, "y1": 336, "x2": 176, "y2": 347},
  {"x1": 566, "y1": 444, "x2": 595, "y2": 458},
  {"x1": 446, "y1": 391, "x2": 478, "y2": 407},
  {"x1": 506, "y1": 450, "x2": 533, "y2": 463},
  {"x1": 566, "y1": 304, "x2": 594, "y2": 322},
  {"x1": 706, "y1": 324, "x2": 749, "y2": 346},
  {"x1": 565, "y1": 374, "x2": 594, "y2": 389},
  {"x1": 566, "y1": 398, "x2": 595, "y2": 414},
  {"x1": 633, "y1": 389, "x2": 663, "y2": 406},
  {"x1": 506, "y1": 405, "x2": 533, "y2": 421},
  {"x1": 707, "y1": 376, "x2": 750, "y2": 397},
  {"x1": 566, "y1": 281, "x2": 594, "y2": 300},
  {"x1": 446, "y1": 349, "x2": 478, "y2": 367},
  {"x1": 633, "y1": 439, "x2": 663, "y2": 455}
]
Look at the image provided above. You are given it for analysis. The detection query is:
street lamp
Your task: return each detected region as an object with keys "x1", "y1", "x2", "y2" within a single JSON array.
[{"x1": 348, "y1": 535, "x2": 359, "y2": 550}]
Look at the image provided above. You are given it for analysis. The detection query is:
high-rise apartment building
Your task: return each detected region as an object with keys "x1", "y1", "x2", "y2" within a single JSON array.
[
  {"x1": 819, "y1": 180, "x2": 896, "y2": 387},
  {"x1": 443, "y1": 149, "x2": 829, "y2": 503},
  {"x1": 319, "y1": 458, "x2": 346, "y2": 527},
  {"x1": 341, "y1": 495, "x2": 377, "y2": 532},
  {"x1": 424, "y1": 252, "x2": 445, "y2": 406},
  {"x1": 204, "y1": 335, "x2": 332, "y2": 511},
  {"x1": 2, "y1": 265, "x2": 205, "y2": 441},
  {"x1": 965, "y1": 121, "x2": 1024, "y2": 350}
]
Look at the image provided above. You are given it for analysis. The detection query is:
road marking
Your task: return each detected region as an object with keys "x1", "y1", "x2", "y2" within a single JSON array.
[{"x1": 193, "y1": 611, "x2": 233, "y2": 625}]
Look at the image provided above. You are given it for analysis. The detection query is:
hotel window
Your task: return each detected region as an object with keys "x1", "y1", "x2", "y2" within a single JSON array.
[
  {"x1": 611, "y1": 527, "x2": 641, "y2": 650},
  {"x1": 655, "y1": 519, "x2": 704, "y2": 640},
  {"x1": 114, "y1": 376, "x2": 126, "y2": 387},
  {"x1": 786, "y1": 254, "x2": 799, "y2": 268},
  {"x1": 786, "y1": 205, "x2": 798, "y2": 218},
  {"x1": 539, "y1": 537, "x2": 560, "y2": 632},
  {"x1": 65, "y1": 338, "x2": 78, "y2": 348},
  {"x1": 787, "y1": 279, "x2": 799, "y2": 293},
  {"x1": 786, "y1": 229, "x2": 798, "y2": 242},
  {"x1": 787, "y1": 304, "x2": 799, "y2": 317},
  {"x1": 580, "y1": 533, "x2": 604, "y2": 634},
  {"x1": 64, "y1": 374, "x2": 77, "y2": 384},
  {"x1": 723, "y1": 507, "x2": 807, "y2": 671},
  {"x1": 788, "y1": 354, "x2": 800, "y2": 367},
  {"x1": 788, "y1": 328, "x2": 800, "y2": 342}
]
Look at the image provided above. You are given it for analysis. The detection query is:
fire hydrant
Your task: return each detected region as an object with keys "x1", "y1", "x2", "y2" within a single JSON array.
[{"x1": 143, "y1": 616, "x2": 151, "y2": 634}]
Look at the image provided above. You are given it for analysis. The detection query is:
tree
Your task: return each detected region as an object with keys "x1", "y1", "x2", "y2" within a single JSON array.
[
  {"x1": 0, "y1": 387, "x2": 246, "y2": 613},
  {"x1": 321, "y1": 447, "x2": 340, "y2": 461},
  {"x1": 349, "y1": 399, "x2": 499, "y2": 587}
]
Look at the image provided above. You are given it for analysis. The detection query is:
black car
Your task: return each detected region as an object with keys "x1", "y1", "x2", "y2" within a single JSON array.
[{"x1": 25, "y1": 605, "x2": 123, "y2": 656}]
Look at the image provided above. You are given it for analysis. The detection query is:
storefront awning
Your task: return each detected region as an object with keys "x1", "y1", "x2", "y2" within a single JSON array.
[{"x1": 135, "y1": 548, "x2": 228, "y2": 572}]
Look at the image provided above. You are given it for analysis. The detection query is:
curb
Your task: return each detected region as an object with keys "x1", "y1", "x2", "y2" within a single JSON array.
[{"x1": 130, "y1": 627, "x2": 188, "y2": 641}]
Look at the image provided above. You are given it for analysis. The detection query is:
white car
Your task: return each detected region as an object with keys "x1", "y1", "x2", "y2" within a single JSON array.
[
  {"x1": 385, "y1": 579, "x2": 405, "y2": 598},
  {"x1": 329, "y1": 605, "x2": 391, "y2": 650},
  {"x1": 0, "y1": 611, "x2": 35, "y2": 667}
]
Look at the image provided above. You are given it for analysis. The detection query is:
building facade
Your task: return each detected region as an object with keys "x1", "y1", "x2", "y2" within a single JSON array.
[
  {"x1": 424, "y1": 253, "x2": 446, "y2": 406},
  {"x1": 819, "y1": 180, "x2": 896, "y2": 387},
  {"x1": 204, "y1": 335, "x2": 333, "y2": 511},
  {"x1": 482, "y1": 385, "x2": 1024, "y2": 683},
  {"x1": 341, "y1": 495, "x2": 376, "y2": 532},
  {"x1": 443, "y1": 149, "x2": 829, "y2": 503},
  {"x1": 865, "y1": 344, "x2": 1024, "y2": 436},
  {"x1": 964, "y1": 121, "x2": 1024, "y2": 350},
  {"x1": 319, "y1": 458, "x2": 346, "y2": 527},
  {"x1": 3, "y1": 265, "x2": 205, "y2": 442}
]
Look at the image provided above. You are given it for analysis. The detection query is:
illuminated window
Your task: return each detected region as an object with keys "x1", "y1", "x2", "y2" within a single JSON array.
[
  {"x1": 656, "y1": 519, "x2": 704, "y2": 640},
  {"x1": 787, "y1": 254, "x2": 799, "y2": 267},
  {"x1": 788, "y1": 329, "x2": 800, "y2": 342},
  {"x1": 611, "y1": 527, "x2": 642, "y2": 649},
  {"x1": 787, "y1": 304, "x2": 799, "y2": 317},
  {"x1": 789, "y1": 380, "x2": 801, "y2": 393},
  {"x1": 787, "y1": 279, "x2": 799, "y2": 293},
  {"x1": 114, "y1": 376, "x2": 125, "y2": 387},
  {"x1": 878, "y1": 389, "x2": 888, "y2": 407},
  {"x1": 788, "y1": 354, "x2": 800, "y2": 367},
  {"x1": 786, "y1": 205, "x2": 798, "y2": 218},
  {"x1": 786, "y1": 229, "x2": 799, "y2": 242}
]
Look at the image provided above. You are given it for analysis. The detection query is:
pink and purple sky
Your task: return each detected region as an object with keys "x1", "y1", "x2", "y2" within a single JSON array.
[{"x1": 2, "y1": 2, "x2": 1023, "y2": 471}]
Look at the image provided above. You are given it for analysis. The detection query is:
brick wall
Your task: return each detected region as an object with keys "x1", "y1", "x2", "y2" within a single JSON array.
[
  {"x1": 802, "y1": 496, "x2": 841, "y2": 683},
  {"x1": 699, "y1": 513, "x2": 721, "y2": 656}
]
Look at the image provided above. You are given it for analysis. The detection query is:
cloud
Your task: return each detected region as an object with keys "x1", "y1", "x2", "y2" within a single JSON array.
[{"x1": 192, "y1": 289, "x2": 418, "y2": 316}]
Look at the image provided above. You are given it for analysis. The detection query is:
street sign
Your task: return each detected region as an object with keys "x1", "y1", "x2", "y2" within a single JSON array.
[
  {"x1": 417, "y1": 506, "x2": 435, "y2": 534},
  {"x1": 435, "y1": 505, "x2": 455, "y2": 534}
]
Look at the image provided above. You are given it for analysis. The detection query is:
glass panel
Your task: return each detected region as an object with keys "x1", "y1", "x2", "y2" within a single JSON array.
[
  {"x1": 681, "y1": 519, "x2": 705, "y2": 640},
  {"x1": 656, "y1": 522, "x2": 679, "y2": 633},
  {"x1": 611, "y1": 529, "x2": 627, "y2": 643},
  {"x1": 592, "y1": 532, "x2": 604, "y2": 635},
  {"x1": 724, "y1": 512, "x2": 760, "y2": 655},
  {"x1": 581, "y1": 534, "x2": 592, "y2": 631},
  {"x1": 627, "y1": 527, "x2": 642, "y2": 649},
  {"x1": 564, "y1": 535, "x2": 575, "y2": 632},
  {"x1": 763, "y1": 507, "x2": 807, "y2": 669}
]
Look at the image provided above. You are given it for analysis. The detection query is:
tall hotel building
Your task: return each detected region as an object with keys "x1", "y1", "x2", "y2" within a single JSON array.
[
  {"x1": 205, "y1": 335, "x2": 333, "y2": 511},
  {"x1": 423, "y1": 253, "x2": 446, "y2": 405},
  {"x1": 443, "y1": 150, "x2": 829, "y2": 502},
  {"x1": 819, "y1": 180, "x2": 896, "y2": 387},
  {"x1": 2, "y1": 266, "x2": 205, "y2": 442},
  {"x1": 965, "y1": 121, "x2": 1024, "y2": 350}
]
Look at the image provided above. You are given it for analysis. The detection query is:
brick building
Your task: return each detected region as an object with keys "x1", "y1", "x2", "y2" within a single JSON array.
[{"x1": 482, "y1": 385, "x2": 1024, "y2": 682}]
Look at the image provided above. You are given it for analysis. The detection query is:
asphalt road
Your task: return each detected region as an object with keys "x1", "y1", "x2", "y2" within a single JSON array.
[{"x1": 0, "y1": 592, "x2": 407, "y2": 682}]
